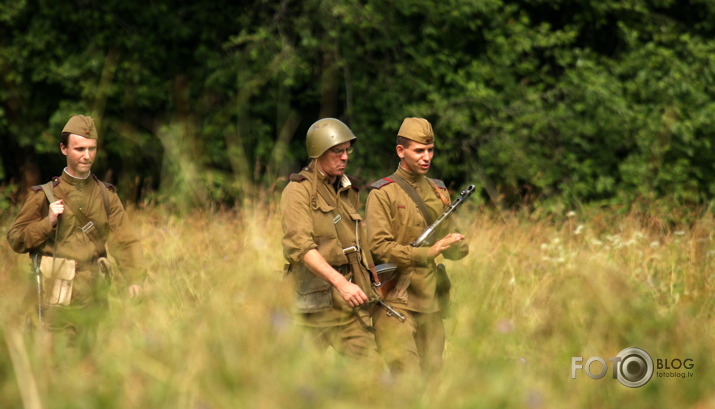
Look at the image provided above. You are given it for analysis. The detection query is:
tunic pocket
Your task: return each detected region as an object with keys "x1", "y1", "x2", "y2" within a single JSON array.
[{"x1": 312, "y1": 196, "x2": 347, "y2": 267}]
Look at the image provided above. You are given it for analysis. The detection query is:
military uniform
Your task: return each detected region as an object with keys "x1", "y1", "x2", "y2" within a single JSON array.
[
  {"x1": 366, "y1": 118, "x2": 468, "y2": 374},
  {"x1": 6, "y1": 115, "x2": 144, "y2": 336},
  {"x1": 7, "y1": 172, "x2": 144, "y2": 291},
  {"x1": 281, "y1": 164, "x2": 379, "y2": 358},
  {"x1": 280, "y1": 118, "x2": 379, "y2": 360}
]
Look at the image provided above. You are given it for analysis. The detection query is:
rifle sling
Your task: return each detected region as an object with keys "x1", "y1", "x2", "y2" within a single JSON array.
[
  {"x1": 315, "y1": 181, "x2": 365, "y2": 268},
  {"x1": 40, "y1": 180, "x2": 108, "y2": 258},
  {"x1": 315, "y1": 180, "x2": 380, "y2": 302},
  {"x1": 39, "y1": 183, "x2": 56, "y2": 204}
]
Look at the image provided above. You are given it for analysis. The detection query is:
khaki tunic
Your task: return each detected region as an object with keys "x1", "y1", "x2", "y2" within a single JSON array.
[
  {"x1": 280, "y1": 164, "x2": 375, "y2": 327},
  {"x1": 366, "y1": 166, "x2": 469, "y2": 313},
  {"x1": 7, "y1": 171, "x2": 144, "y2": 286}
]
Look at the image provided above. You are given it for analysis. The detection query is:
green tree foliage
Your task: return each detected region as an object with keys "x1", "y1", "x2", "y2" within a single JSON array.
[{"x1": 1, "y1": 0, "x2": 714, "y2": 210}]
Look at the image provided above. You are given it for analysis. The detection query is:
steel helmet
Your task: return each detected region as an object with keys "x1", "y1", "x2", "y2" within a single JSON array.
[{"x1": 306, "y1": 118, "x2": 356, "y2": 158}]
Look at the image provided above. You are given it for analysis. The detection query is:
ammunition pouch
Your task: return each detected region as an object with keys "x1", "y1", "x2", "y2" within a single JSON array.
[
  {"x1": 39, "y1": 256, "x2": 76, "y2": 306},
  {"x1": 435, "y1": 263, "x2": 452, "y2": 317},
  {"x1": 290, "y1": 264, "x2": 333, "y2": 313}
]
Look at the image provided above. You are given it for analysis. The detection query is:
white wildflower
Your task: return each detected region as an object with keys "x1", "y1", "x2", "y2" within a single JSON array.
[
  {"x1": 566, "y1": 210, "x2": 577, "y2": 218},
  {"x1": 650, "y1": 241, "x2": 660, "y2": 249},
  {"x1": 674, "y1": 230, "x2": 686, "y2": 236},
  {"x1": 573, "y1": 224, "x2": 584, "y2": 235}
]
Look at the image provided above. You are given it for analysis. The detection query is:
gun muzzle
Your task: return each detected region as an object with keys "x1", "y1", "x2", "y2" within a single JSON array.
[{"x1": 379, "y1": 301, "x2": 407, "y2": 322}]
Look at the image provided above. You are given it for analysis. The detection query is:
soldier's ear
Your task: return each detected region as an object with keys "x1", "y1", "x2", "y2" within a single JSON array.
[{"x1": 396, "y1": 144, "x2": 405, "y2": 159}]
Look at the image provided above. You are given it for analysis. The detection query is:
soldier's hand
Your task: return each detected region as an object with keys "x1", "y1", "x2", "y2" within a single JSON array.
[
  {"x1": 48, "y1": 200, "x2": 64, "y2": 227},
  {"x1": 428, "y1": 232, "x2": 465, "y2": 259},
  {"x1": 336, "y1": 280, "x2": 369, "y2": 307}
]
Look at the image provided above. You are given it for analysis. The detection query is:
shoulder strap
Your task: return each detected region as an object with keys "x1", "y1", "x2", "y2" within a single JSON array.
[
  {"x1": 369, "y1": 178, "x2": 394, "y2": 190},
  {"x1": 289, "y1": 173, "x2": 307, "y2": 182},
  {"x1": 39, "y1": 182, "x2": 56, "y2": 203},
  {"x1": 314, "y1": 182, "x2": 380, "y2": 310},
  {"x1": 427, "y1": 178, "x2": 450, "y2": 206},
  {"x1": 314, "y1": 181, "x2": 364, "y2": 259},
  {"x1": 37, "y1": 181, "x2": 60, "y2": 259},
  {"x1": 391, "y1": 173, "x2": 435, "y2": 225},
  {"x1": 92, "y1": 175, "x2": 111, "y2": 216},
  {"x1": 429, "y1": 178, "x2": 446, "y2": 190}
]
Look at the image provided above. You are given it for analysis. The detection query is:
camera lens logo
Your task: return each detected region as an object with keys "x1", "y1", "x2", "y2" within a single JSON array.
[{"x1": 615, "y1": 347, "x2": 654, "y2": 388}]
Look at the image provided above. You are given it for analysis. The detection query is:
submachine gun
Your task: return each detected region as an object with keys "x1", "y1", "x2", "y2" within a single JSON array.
[{"x1": 375, "y1": 184, "x2": 476, "y2": 316}]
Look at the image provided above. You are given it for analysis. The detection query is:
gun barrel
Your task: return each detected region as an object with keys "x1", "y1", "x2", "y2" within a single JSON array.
[
  {"x1": 32, "y1": 253, "x2": 43, "y2": 328},
  {"x1": 410, "y1": 184, "x2": 475, "y2": 247},
  {"x1": 379, "y1": 301, "x2": 407, "y2": 322}
]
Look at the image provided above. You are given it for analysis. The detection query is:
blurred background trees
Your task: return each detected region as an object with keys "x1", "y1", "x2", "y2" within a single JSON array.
[{"x1": 1, "y1": 0, "x2": 714, "y2": 212}]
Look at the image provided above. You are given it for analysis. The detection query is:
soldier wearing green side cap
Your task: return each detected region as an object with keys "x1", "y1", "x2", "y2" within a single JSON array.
[
  {"x1": 366, "y1": 117, "x2": 469, "y2": 376},
  {"x1": 7, "y1": 115, "x2": 145, "y2": 340},
  {"x1": 280, "y1": 118, "x2": 381, "y2": 361}
]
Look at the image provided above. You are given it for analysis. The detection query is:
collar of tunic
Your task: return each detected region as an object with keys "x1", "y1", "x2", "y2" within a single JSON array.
[
  {"x1": 396, "y1": 164, "x2": 424, "y2": 185},
  {"x1": 63, "y1": 167, "x2": 91, "y2": 180},
  {"x1": 60, "y1": 169, "x2": 93, "y2": 188},
  {"x1": 315, "y1": 166, "x2": 352, "y2": 190}
]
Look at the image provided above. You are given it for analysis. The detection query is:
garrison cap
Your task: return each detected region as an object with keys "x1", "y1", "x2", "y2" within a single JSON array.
[
  {"x1": 397, "y1": 117, "x2": 434, "y2": 144},
  {"x1": 62, "y1": 115, "x2": 98, "y2": 140}
]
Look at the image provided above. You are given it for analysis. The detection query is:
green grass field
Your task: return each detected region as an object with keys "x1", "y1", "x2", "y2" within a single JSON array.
[{"x1": 1, "y1": 204, "x2": 713, "y2": 409}]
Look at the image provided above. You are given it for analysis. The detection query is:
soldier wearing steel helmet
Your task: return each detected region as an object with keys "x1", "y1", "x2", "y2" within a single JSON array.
[
  {"x1": 7, "y1": 115, "x2": 145, "y2": 341},
  {"x1": 280, "y1": 118, "x2": 381, "y2": 360},
  {"x1": 366, "y1": 117, "x2": 469, "y2": 375}
]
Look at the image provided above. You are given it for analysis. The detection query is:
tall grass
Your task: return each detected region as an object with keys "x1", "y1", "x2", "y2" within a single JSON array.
[{"x1": 1, "y1": 204, "x2": 714, "y2": 408}]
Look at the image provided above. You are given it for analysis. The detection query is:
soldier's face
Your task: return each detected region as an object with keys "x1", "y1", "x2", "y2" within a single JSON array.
[
  {"x1": 61, "y1": 133, "x2": 97, "y2": 178},
  {"x1": 397, "y1": 141, "x2": 434, "y2": 175},
  {"x1": 316, "y1": 141, "x2": 351, "y2": 180}
]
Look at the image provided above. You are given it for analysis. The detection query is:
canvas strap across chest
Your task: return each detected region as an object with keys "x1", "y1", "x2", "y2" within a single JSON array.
[
  {"x1": 40, "y1": 179, "x2": 110, "y2": 257},
  {"x1": 315, "y1": 183, "x2": 358, "y2": 248}
]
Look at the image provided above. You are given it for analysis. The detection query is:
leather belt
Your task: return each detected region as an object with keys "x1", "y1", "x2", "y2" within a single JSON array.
[{"x1": 333, "y1": 264, "x2": 350, "y2": 275}]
